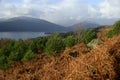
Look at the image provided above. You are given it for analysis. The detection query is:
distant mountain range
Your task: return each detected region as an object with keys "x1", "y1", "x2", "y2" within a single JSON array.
[
  {"x1": 70, "y1": 21, "x2": 99, "y2": 30},
  {"x1": 0, "y1": 17, "x2": 71, "y2": 32},
  {"x1": 0, "y1": 17, "x2": 101, "y2": 32}
]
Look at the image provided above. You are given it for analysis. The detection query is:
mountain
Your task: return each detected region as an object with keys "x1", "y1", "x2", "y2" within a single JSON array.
[
  {"x1": 86, "y1": 18, "x2": 120, "y2": 25},
  {"x1": 70, "y1": 21, "x2": 99, "y2": 30},
  {"x1": 0, "y1": 17, "x2": 71, "y2": 32},
  {"x1": 61, "y1": 18, "x2": 119, "y2": 26}
]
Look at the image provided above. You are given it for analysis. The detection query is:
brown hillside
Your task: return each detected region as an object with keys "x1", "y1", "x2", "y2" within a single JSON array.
[{"x1": 0, "y1": 29, "x2": 120, "y2": 80}]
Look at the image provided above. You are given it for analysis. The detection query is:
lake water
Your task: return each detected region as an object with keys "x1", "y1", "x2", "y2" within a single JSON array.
[{"x1": 0, "y1": 32, "x2": 47, "y2": 40}]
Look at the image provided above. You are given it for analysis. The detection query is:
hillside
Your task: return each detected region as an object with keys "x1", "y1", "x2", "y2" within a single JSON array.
[
  {"x1": 0, "y1": 17, "x2": 71, "y2": 32},
  {"x1": 0, "y1": 26, "x2": 120, "y2": 80},
  {"x1": 70, "y1": 21, "x2": 99, "y2": 30}
]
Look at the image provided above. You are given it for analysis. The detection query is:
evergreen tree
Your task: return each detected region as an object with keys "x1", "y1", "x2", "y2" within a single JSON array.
[
  {"x1": 65, "y1": 35, "x2": 77, "y2": 47},
  {"x1": 45, "y1": 34, "x2": 65, "y2": 55}
]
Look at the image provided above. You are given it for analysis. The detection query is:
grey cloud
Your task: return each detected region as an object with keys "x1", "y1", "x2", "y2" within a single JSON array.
[
  {"x1": 99, "y1": 0, "x2": 120, "y2": 18},
  {"x1": 0, "y1": 0, "x2": 120, "y2": 26},
  {"x1": 27, "y1": 9, "x2": 45, "y2": 18}
]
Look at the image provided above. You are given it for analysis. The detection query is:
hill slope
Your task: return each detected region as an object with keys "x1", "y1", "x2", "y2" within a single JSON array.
[
  {"x1": 70, "y1": 21, "x2": 99, "y2": 30},
  {"x1": 0, "y1": 27, "x2": 120, "y2": 80}
]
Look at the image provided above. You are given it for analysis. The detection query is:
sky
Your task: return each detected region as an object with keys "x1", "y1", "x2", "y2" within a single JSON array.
[{"x1": 0, "y1": 0, "x2": 120, "y2": 26}]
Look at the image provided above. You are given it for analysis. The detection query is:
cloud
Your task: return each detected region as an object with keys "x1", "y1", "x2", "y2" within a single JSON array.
[
  {"x1": 39, "y1": 0, "x2": 91, "y2": 25},
  {"x1": 0, "y1": 0, "x2": 24, "y2": 18},
  {"x1": 99, "y1": 0, "x2": 120, "y2": 19},
  {"x1": 0, "y1": 1, "x2": 29, "y2": 18},
  {"x1": 0, "y1": 0, "x2": 120, "y2": 25}
]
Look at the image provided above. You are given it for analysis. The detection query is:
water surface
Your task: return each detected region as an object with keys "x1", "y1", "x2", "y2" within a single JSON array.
[{"x1": 0, "y1": 32, "x2": 46, "y2": 40}]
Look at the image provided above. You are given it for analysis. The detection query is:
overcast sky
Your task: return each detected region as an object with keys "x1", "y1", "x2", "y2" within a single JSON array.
[{"x1": 0, "y1": 0, "x2": 120, "y2": 26}]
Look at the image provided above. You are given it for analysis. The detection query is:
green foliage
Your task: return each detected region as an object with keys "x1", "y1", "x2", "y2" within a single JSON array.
[
  {"x1": 106, "y1": 20, "x2": 120, "y2": 38},
  {"x1": 65, "y1": 35, "x2": 77, "y2": 47},
  {"x1": 22, "y1": 50, "x2": 36, "y2": 61},
  {"x1": 8, "y1": 52, "x2": 20, "y2": 61},
  {"x1": 106, "y1": 30, "x2": 115, "y2": 38},
  {"x1": 0, "y1": 37, "x2": 49, "y2": 69},
  {"x1": 28, "y1": 41, "x2": 38, "y2": 53},
  {"x1": 28, "y1": 37, "x2": 48, "y2": 53},
  {"x1": 13, "y1": 39, "x2": 27, "y2": 61},
  {"x1": 45, "y1": 34, "x2": 65, "y2": 55},
  {"x1": 0, "y1": 33, "x2": 82, "y2": 69},
  {"x1": 0, "y1": 37, "x2": 46, "y2": 69},
  {"x1": 0, "y1": 40, "x2": 15, "y2": 69},
  {"x1": 0, "y1": 40, "x2": 15, "y2": 56},
  {"x1": 0, "y1": 54, "x2": 10, "y2": 69},
  {"x1": 59, "y1": 32, "x2": 74, "y2": 38},
  {"x1": 81, "y1": 29, "x2": 97, "y2": 44},
  {"x1": 34, "y1": 37, "x2": 48, "y2": 51}
]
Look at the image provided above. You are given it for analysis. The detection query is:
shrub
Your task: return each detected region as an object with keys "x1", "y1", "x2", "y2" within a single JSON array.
[
  {"x1": 28, "y1": 37, "x2": 48, "y2": 53},
  {"x1": 22, "y1": 50, "x2": 36, "y2": 61},
  {"x1": 35, "y1": 37, "x2": 48, "y2": 51},
  {"x1": 106, "y1": 30, "x2": 115, "y2": 38},
  {"x1": 106, "y1": 20, "x2": 120, "y2": 38},
  {"x1": 0, "y1": 54, "x2": 10, "y2": 69},
  {"x1": 65, "y1": 35, "x2": 77, "y2": 47},
  {"x1": 13, "y1": 39, "x2": 27, "y2": 61},
  {"x1": 28, "y1": 41, "x2": 38, "y2": 53},
  {"x1": 81, "y1": 29, "x2": 97, "y2": 44},
  {"x1": 59, "y1": 32, "x2": 74, "y2": 38},
  {"x1": 45, "y1": 34, "x2": 65, "y2": 56},
  {"x1": 0, "y1": 40, "x2": 15, "y2": 69},
  {"x1": 0, "y1": 40, "x2": 15, "y2": 56},
  {"x1": 8, "y1": 52, "x2": 20, "y2": 61}
]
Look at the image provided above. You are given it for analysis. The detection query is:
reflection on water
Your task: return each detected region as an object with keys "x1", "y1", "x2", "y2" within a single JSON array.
[{"x1": 0, "y1": 32, "x2": 47, "y2": 40}]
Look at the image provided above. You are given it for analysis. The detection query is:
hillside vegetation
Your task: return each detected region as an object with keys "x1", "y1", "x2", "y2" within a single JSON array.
[
  {"x1": 106, "y1": 20, "x2": 120, "y2": 37},
  {"x1": 0, "y1": 20, "x2": 120, "y2": 80}
]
